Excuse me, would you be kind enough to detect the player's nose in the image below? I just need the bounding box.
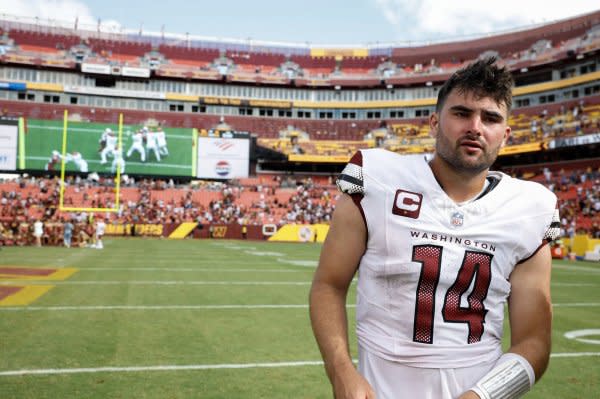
[465,114,483,136]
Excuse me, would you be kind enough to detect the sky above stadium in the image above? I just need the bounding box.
[0,0,599,46]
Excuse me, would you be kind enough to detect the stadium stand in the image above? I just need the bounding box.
[0,11,599,249]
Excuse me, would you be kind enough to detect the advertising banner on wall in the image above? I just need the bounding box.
[196,137,250,179]
[0,119,18,172]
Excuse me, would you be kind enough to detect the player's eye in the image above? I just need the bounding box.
[484,114,502,123]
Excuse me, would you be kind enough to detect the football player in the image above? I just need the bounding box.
[64,151,89,173]
[156,126,169,156]
[93,217,106,249]
[44,150,61,171]
[310,57,560,399]
[145,127,161,162]
[126,129,146,162]
[98,127,110,152]
[111,145,126,174]
[100,129,117,164]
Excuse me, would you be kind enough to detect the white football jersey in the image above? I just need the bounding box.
[96,221,106,236]
[105,135,118,150]
[156,130,167,147]
[146,132,157,148]
[337,149,560,368]
[132,132,144,144]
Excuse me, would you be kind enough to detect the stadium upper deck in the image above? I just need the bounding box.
[0,11,599,168]
[1,10,599,86]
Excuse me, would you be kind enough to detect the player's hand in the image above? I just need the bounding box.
[457,390,481,399]
[332,363,376,399]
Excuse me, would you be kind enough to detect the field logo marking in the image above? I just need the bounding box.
[0,267,78,306]
[564,329,600,345]
[0,285,55,306]
[0,267,78,281]
[211,242,316,267]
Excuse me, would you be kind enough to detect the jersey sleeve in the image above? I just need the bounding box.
[543,207,561,244]
[518,188,560,264]
[336,151,364,195]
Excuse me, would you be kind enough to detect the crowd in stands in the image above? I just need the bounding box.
[1,160,599,248]
[506,100,600,146]
[536,166,600,239]
[255,97,600,158]
[0,174,336,247]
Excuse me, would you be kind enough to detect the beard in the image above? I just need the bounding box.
[435,128,502,175]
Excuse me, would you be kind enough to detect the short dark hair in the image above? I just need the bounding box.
[435,57,514,114]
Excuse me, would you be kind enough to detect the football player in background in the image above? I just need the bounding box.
[32,219,43,247]
[100,128,117,164]
[98,127,111,152]
[310,58,560,399]
[93,217,106,249]
[145,126,161,162]
[111,145,126,175]
[63,218,74,248]
[156,125,169,157]
[127,128,146,162]
[64,151,89,173]
[45,150,61,171]
[49,150,88,173]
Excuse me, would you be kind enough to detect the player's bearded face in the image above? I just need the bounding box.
[435,125,502,174]
[433,91,509,175]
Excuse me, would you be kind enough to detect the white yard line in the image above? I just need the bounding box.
[27,124,191,140]
[81,268,307,272]
[0,280,312,286]
[552,303,600,307]
[1,302,597,312]
[551,283,598,287]
[0,361,325,376]
[553,264,600,273]
[276,258,318,267]
[550,352,600,358]
[0,304,315,311]
[1,353,599,377]
[28,156,190,170]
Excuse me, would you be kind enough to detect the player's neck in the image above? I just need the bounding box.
[428,156,489,204]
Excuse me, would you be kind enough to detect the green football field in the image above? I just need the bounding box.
[22,119,195,177]
[0,239,598,398]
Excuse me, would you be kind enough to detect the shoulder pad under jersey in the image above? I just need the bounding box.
[336,151,364,195]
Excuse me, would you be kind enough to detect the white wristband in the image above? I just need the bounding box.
[471,353,535,399]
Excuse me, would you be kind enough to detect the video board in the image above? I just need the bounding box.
[0,118,18,172]
[23,119,196,177]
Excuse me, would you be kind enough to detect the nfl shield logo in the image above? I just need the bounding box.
[450,211,464,228]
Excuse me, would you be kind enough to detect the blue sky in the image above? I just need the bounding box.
[0,0,598,46]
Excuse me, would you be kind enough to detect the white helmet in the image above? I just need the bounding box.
[105,128,112,134]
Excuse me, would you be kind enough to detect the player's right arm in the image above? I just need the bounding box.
[309,193,375,399]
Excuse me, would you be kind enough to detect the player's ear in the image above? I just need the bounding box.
[501,126,511,148]
[429,112,439,138]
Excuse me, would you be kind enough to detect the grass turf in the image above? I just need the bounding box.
[0,239,598,398]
